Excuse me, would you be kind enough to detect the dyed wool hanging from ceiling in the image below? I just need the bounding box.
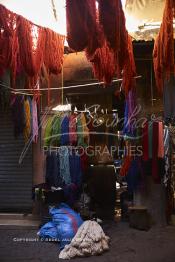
[153,0,175,92]
[66,0,136,95]
[0,4,65,99]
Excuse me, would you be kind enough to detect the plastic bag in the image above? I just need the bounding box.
[50,203,83,249]
[37,222,58,240]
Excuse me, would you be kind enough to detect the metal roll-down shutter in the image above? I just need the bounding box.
[0,112,33,212]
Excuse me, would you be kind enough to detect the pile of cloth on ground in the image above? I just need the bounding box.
[59,220,110,259]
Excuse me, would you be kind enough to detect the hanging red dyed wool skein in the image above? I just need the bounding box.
[66,0,100,53]
[117,1,129,73]
[0,5,17,77]
[44,29,65,75]
[98,0,134,91]
[122,34,136,95]
[33,27,46,75]
[153,0,175,92]
[17,16,46,78]
[43,29,65,106]
[98,0,119,51]
[86,40,116,85]
[16,16,36,77]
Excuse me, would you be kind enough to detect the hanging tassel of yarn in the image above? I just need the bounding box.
[10,30,19,89]
[17,16,46,78]
[153,0,175,92]
[0,5,17,76]
[99,0,128,61]
[98,0,119,51]
[162,0,174,79]
[122,35,136,95]
[44,29,65,75]
[117,2,129,72]
[96,0,134,89]
[153,35,164,92]
[34,27,46,75]
[86,40,116,85]
[43,29,65,106]
[66,0,101,53]
[16,16,35,77]
[0,5,14,35]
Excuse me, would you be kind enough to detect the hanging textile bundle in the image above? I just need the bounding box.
[34,27,46,75]
[23,97,32,143]
[153,36,164,92]
[0,5,14,35]
[122,35,136,95]
[17,16,36,77]
[117,4,129,73]
[99,0,128,69]
[86,40,116,85]
[0,5,18,78]
[153,0,175,92]
[44,29,65,75]
[17,16,46,78]
[99,0,122,52]
[43,29,65,105]
[66,0,101,53]
[0,4,65,95]
[86,0,136,91]
[10,30,19,89]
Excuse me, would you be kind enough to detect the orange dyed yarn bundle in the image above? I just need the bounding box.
[17,16,36,77]
[0,4,65,95]
[86,40,116,85]
[44,29,65,75]
[86,0,136,94]
[17,17,52,78]
[122,34,136,95]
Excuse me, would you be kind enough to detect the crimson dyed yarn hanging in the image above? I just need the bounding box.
[86,40,116,85]
[99,0,128,65]
[98,0,119,51]
[122,35,136,95]
[153,0,175,92]
[117,3,129,72]
[44,29,65,75]
[96,0,134,90]
[34,27,46,75]
[66,0,100,53]
[17,16,46,78]
[17,16,36,77]
[43,30,65,106]
[153,36,164,92]
[0,5,17,77]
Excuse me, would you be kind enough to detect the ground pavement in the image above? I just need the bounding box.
[0,221,175,262]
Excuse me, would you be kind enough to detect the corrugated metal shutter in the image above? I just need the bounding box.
[0,111,33,212]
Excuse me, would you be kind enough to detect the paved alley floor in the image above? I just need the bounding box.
[1,222,175,262]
